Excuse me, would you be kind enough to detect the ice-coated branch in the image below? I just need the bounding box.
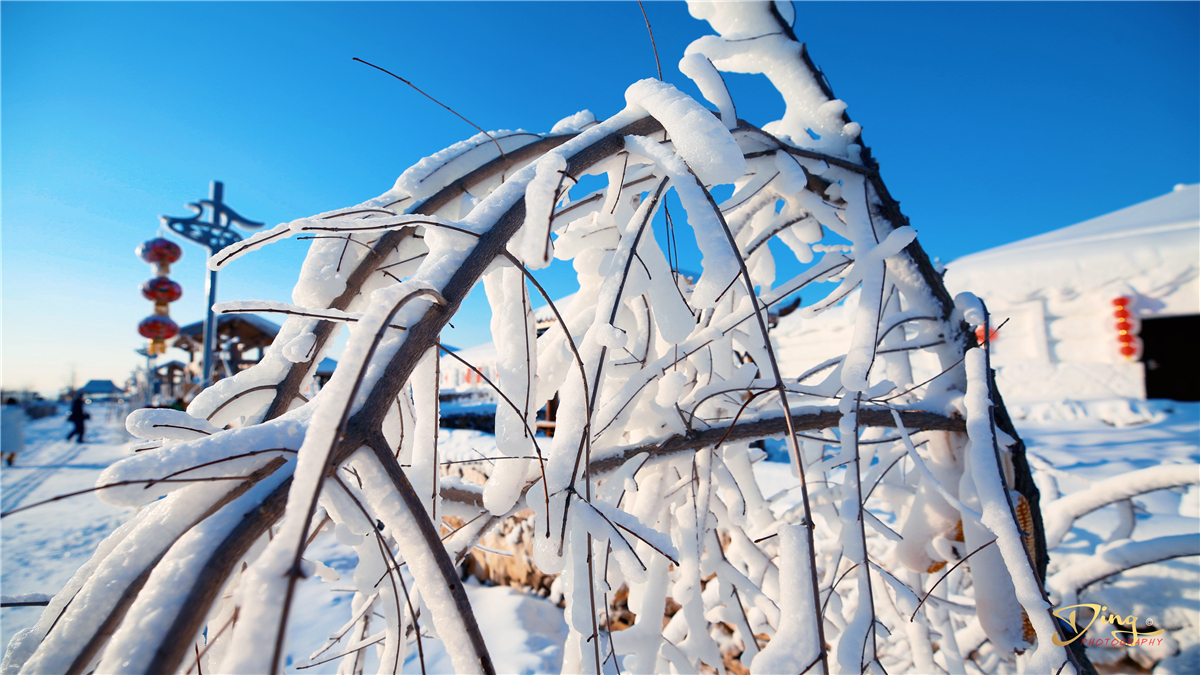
[1043,464,1200,548]
[6,6,1094,675]
[255,132,579,424]
[436,408,966,512]
[963,301,1076,673]
[1049,534,1200,607]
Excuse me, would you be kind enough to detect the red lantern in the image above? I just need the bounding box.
[974,325,999,345]
[141,277,183,303]
[138,315,179,340]
[136,238,183,354]
[136,238,182,265]
[1112,296,1140,360]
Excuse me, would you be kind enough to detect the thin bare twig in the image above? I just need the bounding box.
[1,476,265,518]
[909,539,997,622]
[183,608,238,674]
[636,1,663,81]
[353,57,505,159]
[296,633,386,671]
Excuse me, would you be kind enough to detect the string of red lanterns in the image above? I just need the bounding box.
[136,238,183,355]
[1113,295,1142,360]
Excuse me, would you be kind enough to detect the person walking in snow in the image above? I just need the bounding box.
[66,393,89,443]
[2,398,25,465]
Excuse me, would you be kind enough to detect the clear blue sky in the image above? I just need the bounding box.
[3,1,1197,395]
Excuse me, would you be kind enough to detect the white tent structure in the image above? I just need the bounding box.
[943,184,1199,402]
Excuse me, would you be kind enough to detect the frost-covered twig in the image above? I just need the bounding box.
[586,407,965,477]
[0,594,50,608]
[5,6,1084,675]
[1049,534,1200,607]
[1043,464,1200,548]
[353,57,507,159]
[0,474,273,518]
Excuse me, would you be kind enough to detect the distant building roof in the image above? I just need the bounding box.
[79,380,121,394]
[533,292,577,323]
[179,314,280,339]
[176,314,280,350]
[945,184,1199,312]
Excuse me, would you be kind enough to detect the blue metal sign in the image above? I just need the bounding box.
[159,181,263,389]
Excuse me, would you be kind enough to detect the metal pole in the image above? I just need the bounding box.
[162,179,261,392]
[201,181,224,388]
[202,266,219,387]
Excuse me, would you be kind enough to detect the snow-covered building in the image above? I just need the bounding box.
[170,315,338,395]
[943,184,1198,403]
[773,185,1199,403]
[441,341,501,396]
[154,361,191,401]
[175,314,281,376]
[77,379,123,401]
[945,182,1200,398]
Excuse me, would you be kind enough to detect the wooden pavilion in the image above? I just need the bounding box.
[168,315,339,397]
[174,315,280,381]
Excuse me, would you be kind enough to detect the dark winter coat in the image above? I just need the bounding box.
[67,398,88,422]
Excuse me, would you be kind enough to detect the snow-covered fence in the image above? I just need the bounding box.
[2,3,1104,675]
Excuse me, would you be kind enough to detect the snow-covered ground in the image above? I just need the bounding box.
[0,406,568,674]
[1,405,134,652]
[3,401,1197,672]
[1015,400,1199,674]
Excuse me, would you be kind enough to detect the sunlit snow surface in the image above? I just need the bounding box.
[0,408,568,674]
[1,406,132,652]
[3,402,1197,672]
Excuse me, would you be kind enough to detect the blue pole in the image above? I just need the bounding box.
[161,179,261,391]
[201,181,223,388]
